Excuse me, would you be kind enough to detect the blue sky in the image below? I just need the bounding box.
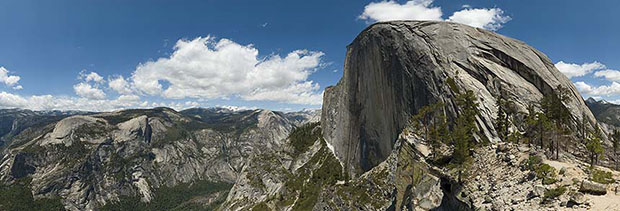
[0,0,619,111]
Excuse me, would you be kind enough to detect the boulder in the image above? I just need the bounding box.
[568,192,586,205]
[580,180,607,195]
[533,185,546,197]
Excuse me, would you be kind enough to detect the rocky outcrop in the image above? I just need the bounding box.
[586,97,620,130]
[580,180,607,195]
[284,109,321,126]
[315,137,443,211]
[0,109,80,152]
[322,21,599,176]
[221,124,445,211]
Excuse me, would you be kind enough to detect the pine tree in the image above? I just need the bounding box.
[410,102,443,141]
[450,82,480,165]
[553,85,571,160]
[429,111,448,159]
[539,85,571,160]
[446,75,480,183]
[410,102,446,160]
[612,130,620,170]
[530,110,551,149]
[581,112,588,144]
[586,126,605,166]
[495,94,510,140]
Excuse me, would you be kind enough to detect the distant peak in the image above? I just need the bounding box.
[585,97,598,104]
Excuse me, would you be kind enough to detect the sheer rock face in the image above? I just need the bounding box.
[322,21,598,176]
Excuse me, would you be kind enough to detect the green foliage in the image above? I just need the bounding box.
[247,170,267,189]
[525,104,552,149]
[451,86,480,165]
[586,127,605,166]
[100,180,232,211]
[526,155,558,185]
[428,112,448,159]
[180,109,261,134]
[612,130,620,152]
[408,102,447,159]
[0,178,65,211]
[541,85,572,127]
[446,77,460,94]
[559,168,566,175]
[524,85,573,160]
[613,130,620,169]
[281,123,344,210]
[539,164,559,185]
[430,76,482,183]
[251,202,271,211]
[543,186,567,202]
[506,130,522,144]
[288,122,322,153]
[290,143,344,211]
[74,123,108,139]
[591,169,615,184]
[152,124,191,148]
[495,93,515,140]
[543,85,572,159]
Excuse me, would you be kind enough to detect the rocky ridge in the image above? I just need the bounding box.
[585,97,620,132]
[0,107,318,210]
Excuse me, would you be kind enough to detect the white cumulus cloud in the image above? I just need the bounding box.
[130,36,324,105]
[80,70,105,83]
[359,0,442,22]
[594,69,620,82]
[555,61,605,78]
[2,36,328,111]
[0,66,22,88]
[0,91,148,112]
[573,81,620,96]
[108,76,133,94]
[73,82,106,100]
[447,8,511,31]
[359,1,510,31]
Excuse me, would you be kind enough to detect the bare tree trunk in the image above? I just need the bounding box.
[539,123,543,149]
[556,133,559,160]
[615,151,618,170]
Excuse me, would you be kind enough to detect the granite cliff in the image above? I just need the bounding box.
[322,21,599,176]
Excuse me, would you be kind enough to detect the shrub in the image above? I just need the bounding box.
[543,186,567,202]
[592,169,615,184]
[251,202,270,211]
[527,155,558,185]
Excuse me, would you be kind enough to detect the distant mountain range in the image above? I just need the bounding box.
[0,107,318,210]
[585,97,620,130]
